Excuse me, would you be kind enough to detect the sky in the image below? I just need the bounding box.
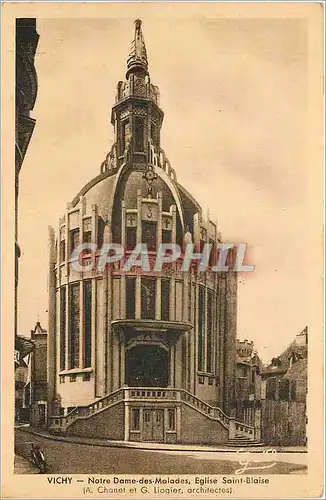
[18,16,311,363]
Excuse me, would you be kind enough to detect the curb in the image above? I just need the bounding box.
[16,427,308,454]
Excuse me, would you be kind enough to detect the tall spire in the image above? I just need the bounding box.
[126,19,148,78]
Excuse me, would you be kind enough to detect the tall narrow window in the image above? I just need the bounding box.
[83,218,92,245]
[206,291,214,373]
[200,228,207,254]
[126,227,137,250]
[121,120,130,155]
[69,283,80,369]
[188,281,192,322]
[60,240,66,263]
[135,117,144,152]
[83,280,92,368]
[198,286,205,371]
[126,277,136,319]
[97,217,105,248]
[142,221,157,251]
[167,409,175,430]
[70,229,80,255]
[182,336,187,388]
[60,287,66,371]
[161,279,170,321]
[151,123,156,143]
[131,408,140,430]
[209,238,216,267]
[162,229,172,244]
[59,227,66,263]
[141,278,156,320]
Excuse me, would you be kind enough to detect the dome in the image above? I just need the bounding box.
[69,162,202,248]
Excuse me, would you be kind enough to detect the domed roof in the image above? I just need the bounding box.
[70,163,202,241]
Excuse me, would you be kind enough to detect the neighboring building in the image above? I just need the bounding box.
[46,20,255,445]
[15,18,39,368]
[261,328,308,445]
[235,339,262,439]
[24,322,48,428]
[15,359,29,422]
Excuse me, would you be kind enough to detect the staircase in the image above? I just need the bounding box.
[228,434,263,447]
[48,387,258,444]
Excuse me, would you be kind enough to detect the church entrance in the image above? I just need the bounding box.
[125,345,169,387]
[142,409,164,442]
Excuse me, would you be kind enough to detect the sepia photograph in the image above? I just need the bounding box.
[1,2,324,498]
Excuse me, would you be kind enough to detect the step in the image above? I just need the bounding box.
[227,441,264,447]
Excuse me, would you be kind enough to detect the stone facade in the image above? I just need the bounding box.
[15,18,39,367]
[46,20,247,445]
[25,322,48,428]
[260,329,308,445]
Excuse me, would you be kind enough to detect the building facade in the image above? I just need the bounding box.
[235,339,262,442]
[47,20,255,445]
[23,322,48,428]
[15,18,39,368]
[260,329,308,446]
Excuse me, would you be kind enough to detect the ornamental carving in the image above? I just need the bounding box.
[133,78,146,97]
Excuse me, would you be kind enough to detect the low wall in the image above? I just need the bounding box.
[180,404,229,444]
[261,400,307,445]
[67,402,125,440]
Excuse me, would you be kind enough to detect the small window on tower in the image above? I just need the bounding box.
[151,123,156,144]
[135,117,144,152]
[121,120,130,155]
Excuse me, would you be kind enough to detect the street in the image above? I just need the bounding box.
[15,429,307,475]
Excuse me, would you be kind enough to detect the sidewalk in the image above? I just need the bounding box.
[16,426,308,454]
[14,454,39,474]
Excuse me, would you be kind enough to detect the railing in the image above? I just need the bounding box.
[49,388,125,431]
[49,386,255,439]
[235,420,255,437]
[128,388,179,400]
[116,78,160,106]
[179,389,231,428]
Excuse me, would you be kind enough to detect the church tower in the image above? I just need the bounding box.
[112,19,163,171]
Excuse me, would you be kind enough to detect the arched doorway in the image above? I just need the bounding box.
[125,345,169,387]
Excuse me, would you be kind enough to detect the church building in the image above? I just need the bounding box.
[47,20,255,445]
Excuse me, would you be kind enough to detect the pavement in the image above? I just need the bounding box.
[15,427,308,475]
[14,454,39,474]
[17,425,308,454]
